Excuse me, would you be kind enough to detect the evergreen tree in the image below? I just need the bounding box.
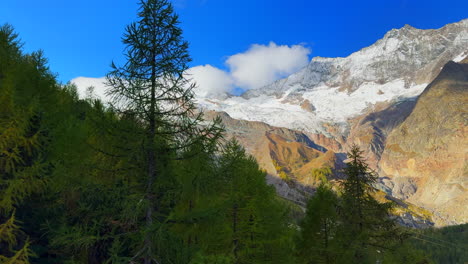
[0,24,50,263]
[407,224,467,264]
[170,142,219,244]
[169,139,296,263]
[1,24,141,263]
[297,183,339,264]
[0,211,35,263]
[105,0,222,262]
[214,139,294,264]
[336,145,403,263]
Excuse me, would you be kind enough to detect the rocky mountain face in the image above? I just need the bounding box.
[379,57,468,225]
[200,19,468,134]
[245,20,468,96]
[203,110,341,205]
[202,19,468,226]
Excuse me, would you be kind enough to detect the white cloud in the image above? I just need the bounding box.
[71,42,310,99]
[226,42,310,90]
[186,42,310,96]
[71,76,108,100]
[186,65,233,97]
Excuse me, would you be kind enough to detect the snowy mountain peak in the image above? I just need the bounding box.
[199,19,468,133]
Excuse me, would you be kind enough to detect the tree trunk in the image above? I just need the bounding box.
[324,219,329,264]
[144,52,157,264]
[232,204,239,263]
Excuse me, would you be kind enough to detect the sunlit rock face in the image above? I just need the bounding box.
[379,57,468,226]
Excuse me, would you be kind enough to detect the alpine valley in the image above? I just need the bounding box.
[73,19,468,227]
[197,19,468,226]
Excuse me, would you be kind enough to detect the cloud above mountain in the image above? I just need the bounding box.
[191,42,310,96]
[71,42,310,99]
[226,42,310,90]
[187,64,234,97]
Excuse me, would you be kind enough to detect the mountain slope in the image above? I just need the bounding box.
[379,57,468,225]
[204,110,342,204]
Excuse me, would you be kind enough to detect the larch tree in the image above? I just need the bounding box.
[311,167,332,185]
[297,183,339,264]
[105,0,222,263]
[337,145,403,263]
[0,24,50,264]
[214,139,295,264]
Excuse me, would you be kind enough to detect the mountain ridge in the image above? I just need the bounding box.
[199,19,468,134]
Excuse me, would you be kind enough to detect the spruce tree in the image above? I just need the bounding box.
[105,0,222,262]
[337,145,402,263]
[172,139,295,263]
[215,139,294,264]
[297,183,339,264]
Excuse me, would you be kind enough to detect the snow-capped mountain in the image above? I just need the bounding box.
[198,19,468,134]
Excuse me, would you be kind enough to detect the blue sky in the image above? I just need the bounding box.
[1,0,467,93]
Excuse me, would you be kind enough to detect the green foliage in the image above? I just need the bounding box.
[0,210,35,263]
[0,24,53,263]
[105,0,223,262]
[0,27,47,214]
[215,140,295,264]
[0,13,214,263]
[381,241,433,264]
[297,145,427,264]
[336,145,404,263]
[0,238,35,264]
[171,139,295,263]
[297,183,339,264]
[189,253,234,264]
[409,224,468,264]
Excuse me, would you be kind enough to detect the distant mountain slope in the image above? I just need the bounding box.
[203,110,340,205]
[379,56,468,225]
[204,109,437,228]
[211,56,468,226]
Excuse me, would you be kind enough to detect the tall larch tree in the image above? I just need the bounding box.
[105,0,222,263]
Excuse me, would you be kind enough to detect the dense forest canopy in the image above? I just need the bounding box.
[0,1,466,263]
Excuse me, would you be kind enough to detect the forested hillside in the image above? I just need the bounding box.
[410,224,468,263]
[0,17,294,262]
[0,0,466,263]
